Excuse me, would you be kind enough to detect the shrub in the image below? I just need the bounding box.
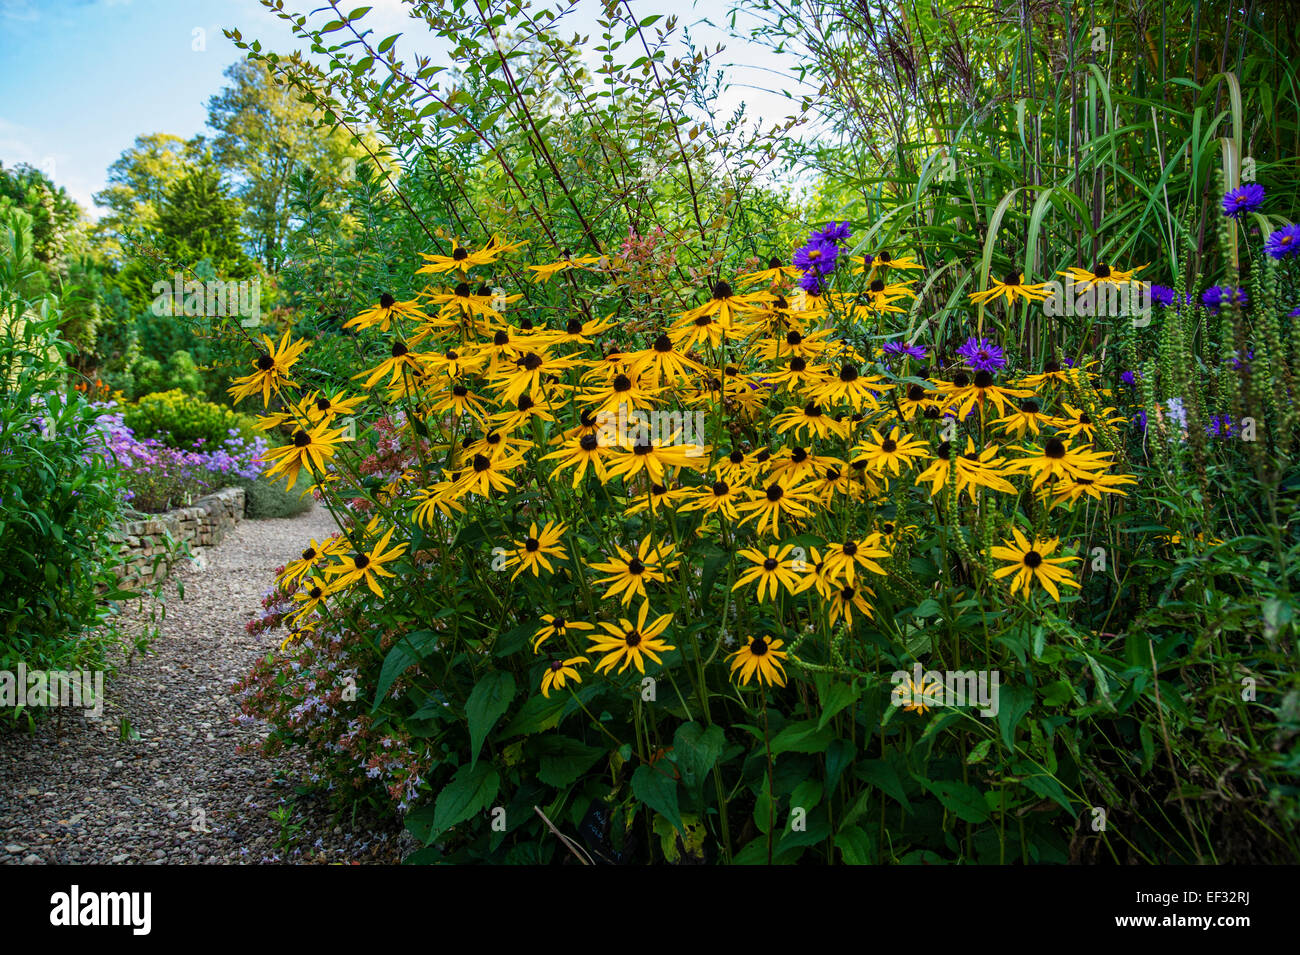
[0,291,135,697]
[122,388,255,451]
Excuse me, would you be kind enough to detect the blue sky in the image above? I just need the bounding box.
[0,0,803,217]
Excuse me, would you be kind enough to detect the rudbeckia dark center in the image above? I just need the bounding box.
[870,279,885,292]
[774,295,789,309]
[826,467,841,480]
[380,292,396,308]
[302,547,316,560]
[841,586,856,599]
[653,334,672,352]
[936,441,951,460]
[565,318,582,334]
[486,431,501,445]
[256,354,274,371]
[652,483,667,495]
[729,450,745,463]
[520,318,534,330]
[755,450,771,463]
[804,402,822,417]
[881,438,897,453]
[1045,439,1066,459]
[973,370,993,388]
[712,281,733,300]
[493,330,509,346]
[1046,360,1061,373]
[751,637,769,655]
[633,442,653,456]
[839,364,859,382]
[878,251,892,263]
[525,537,540,552]
[316,397,331,411]
[473,454,490,471]
[523,352,543,371]
[452,247,468,261]
[765,483,784,501]
[354,554,370,570]
[454,282,471,297]
[694,314,714,327]
[1003,272,1021,286]
[843,541,858,556]
[1093,263,1110,278]
[549,659,564,672]
[907,384,926,401]
[624,630,642,648]
[768,256,782,269]
[613,374,632,392]
[953,372,970,387]
[391,341,408,357]
[790,356,807,372]
[786,330,802,345]
[882,522,895,533]
[712,481,730,496]
[1021,400,1039,413]
[293,430,310,447]
[1023,550,1043,568]
[517,395,534,411]
[792,447,808,462]
[453,384,468,397]
[580,434,599,452]
[763,558,778,570]
[309,587,322,599]
[1078,413,1091,424]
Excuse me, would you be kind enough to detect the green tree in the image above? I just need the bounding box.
[92,133,201,264]
[207,59,370,271]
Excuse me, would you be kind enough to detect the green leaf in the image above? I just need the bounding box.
[997,682,1034,749]
[817,681,860,730]
[631,764,682,832]
[371,629,438,712]
[769,718,834,755]
[835,825,875,864]
[377,33,401,53]
[671,721,724,788]
[466,671,515,768]
[534,736,605,789]
[922,779,990,823]
[966,738,994,764]
[856,755,913,811]
[430,762,499,838]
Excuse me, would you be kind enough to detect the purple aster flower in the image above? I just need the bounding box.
[882,341,927,362]
[1206,414,1236,438]
[1230,348,1254,371]
[1266,223,1300,259]
[955,336,1006,371]
[1222,183,1265,218]
[797,271,826,295]
[809,221,852,245]
[793,239,839,275]
[1149,284,1176,308]
[1120,369,1139,387]
[1201,285,1248,313]
[1291,306,1300,319]
[1133,410,1147,433]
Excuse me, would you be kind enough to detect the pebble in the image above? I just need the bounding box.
[0,506,404,865]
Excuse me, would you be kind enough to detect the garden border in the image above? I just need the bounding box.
[109,487,245,585]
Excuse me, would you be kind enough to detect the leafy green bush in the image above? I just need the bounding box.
[0,246,137,703]
[122,388,256,450]
[232,468,314,519]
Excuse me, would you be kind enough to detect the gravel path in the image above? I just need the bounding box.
[0,504,406,865]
